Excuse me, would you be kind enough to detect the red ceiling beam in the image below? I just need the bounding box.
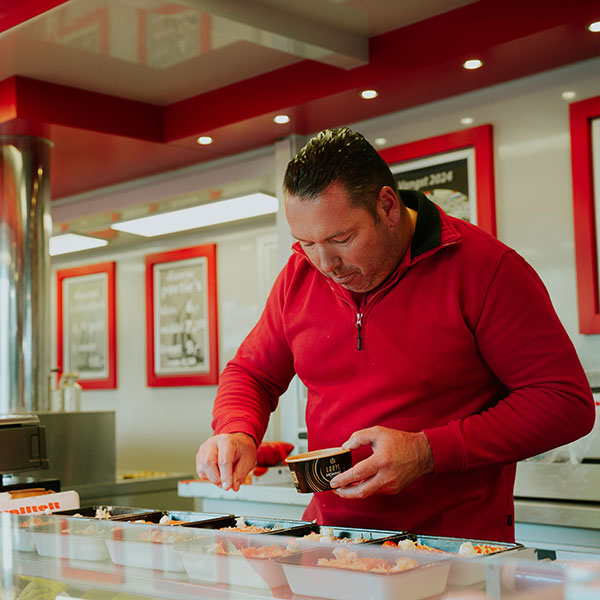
[1,76,164,141]
[0,0,72,34]
[164,0,600,142]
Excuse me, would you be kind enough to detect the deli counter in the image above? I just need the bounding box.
[2,508,599,600]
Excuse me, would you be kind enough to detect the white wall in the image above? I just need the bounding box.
[51,56,600,475]
[52,221,278,474]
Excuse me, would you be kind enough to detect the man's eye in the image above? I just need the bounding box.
[334,237,350,245]
[300,241,314,248]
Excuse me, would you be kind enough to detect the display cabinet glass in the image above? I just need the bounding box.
[2,511,599,600]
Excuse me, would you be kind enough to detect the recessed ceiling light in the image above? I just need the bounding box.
[110,193,278,237]
[374,138,387,146]
[49,233,108,256]
[461,117,474,125]
[562,91,577,100]
[273,115,290,124]
[360,89,378,100]
[196,136,213,145]
[588,21,600,32]
[463,59,483,70]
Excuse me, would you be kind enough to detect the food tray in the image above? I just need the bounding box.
[177,531,297,590]
[278,544,451,600]
[271,524,403,545]
[30,521,109,561]
[102,520,202,572]
[192,514,311,534]
[100,513,232,572]
[390,534,536,586]
[52,506,155,520]
[104,535,187,572]
[111,510,233,527]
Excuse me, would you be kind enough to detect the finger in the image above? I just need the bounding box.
[196,443,221,486]
[330,456,378,489]
[341,427,378,450]
[217,438,237,490]
[232,450,256,491]
[333,475,380,499]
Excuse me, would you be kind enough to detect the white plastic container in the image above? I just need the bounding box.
[102,521,198,572]
[384,535,537,586]
[177,533,292,590]
[31,524,109,561]
[105,537,187,572]
[278,545,451,600]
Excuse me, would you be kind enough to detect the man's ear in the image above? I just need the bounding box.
[377,186,402,226]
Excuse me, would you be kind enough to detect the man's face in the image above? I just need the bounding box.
[285,182,404,293]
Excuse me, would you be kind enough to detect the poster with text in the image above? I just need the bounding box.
[56,262,117,389]
[145,244,218,386]
[391,148,477,224]
[379,125,496,236]
[154,257,209,374]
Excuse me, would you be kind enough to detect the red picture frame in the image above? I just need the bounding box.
[379,124,497,236]
[145,244,219,386]
[56,261,117,389]
[570,95,600,334]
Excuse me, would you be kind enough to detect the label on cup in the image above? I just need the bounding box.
[286,448,351,493]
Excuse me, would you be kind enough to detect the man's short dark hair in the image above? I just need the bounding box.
[283,127,399,220]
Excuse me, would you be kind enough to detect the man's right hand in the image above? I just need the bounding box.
[196,433,257,492]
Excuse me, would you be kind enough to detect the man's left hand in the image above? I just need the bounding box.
[329,427,434,498]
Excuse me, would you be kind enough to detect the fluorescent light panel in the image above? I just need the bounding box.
[49,233,108,256]
[110,193,278,237]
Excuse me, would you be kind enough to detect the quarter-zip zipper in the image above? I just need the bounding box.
[355,311,363,351]
[324,290,366,351]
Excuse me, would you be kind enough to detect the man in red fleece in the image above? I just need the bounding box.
[196,128,595,541]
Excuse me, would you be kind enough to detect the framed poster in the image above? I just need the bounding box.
[378,124,496,236]
[56,262,117,389]
[570,95,600,334]
[145,244,218,386]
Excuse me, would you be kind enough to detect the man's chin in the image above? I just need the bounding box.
[339,279,367,293]
[327,272,369,292]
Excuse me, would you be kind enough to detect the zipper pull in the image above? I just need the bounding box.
[355,312,363,351]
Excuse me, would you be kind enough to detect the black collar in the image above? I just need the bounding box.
[399,190,441,259]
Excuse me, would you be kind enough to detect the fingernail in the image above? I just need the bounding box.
[222,480,230,490]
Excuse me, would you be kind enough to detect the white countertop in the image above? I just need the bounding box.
[178,479,312,507]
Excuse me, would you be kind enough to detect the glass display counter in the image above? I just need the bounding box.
[1,511,599,600]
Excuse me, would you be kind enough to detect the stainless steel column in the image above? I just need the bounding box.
[0,135,52,414]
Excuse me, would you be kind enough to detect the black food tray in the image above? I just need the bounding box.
[52,506,156,520]
[190,514,312,533]
[111,510,234,527]
[271,524,404,544]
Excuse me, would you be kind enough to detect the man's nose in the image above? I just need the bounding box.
[317,246,341,273]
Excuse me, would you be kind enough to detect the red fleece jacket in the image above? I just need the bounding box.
[212,192,595,542]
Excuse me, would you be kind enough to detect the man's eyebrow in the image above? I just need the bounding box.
[292,230,349,242]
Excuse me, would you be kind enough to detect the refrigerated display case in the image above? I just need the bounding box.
[1,510,598,600]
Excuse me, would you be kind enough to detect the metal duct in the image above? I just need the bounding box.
[0,136,52,414]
